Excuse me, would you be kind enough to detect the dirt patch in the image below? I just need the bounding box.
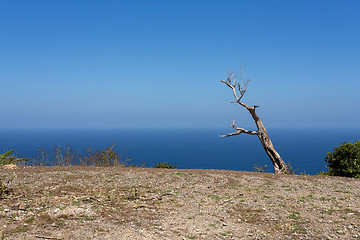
[0,166,359,239]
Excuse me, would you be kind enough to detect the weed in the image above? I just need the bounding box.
[328,209,335,215]
[208,195,221,200]
[127,185,140,200]
[57,220,65,226]
[285,162,297,174]
[175,172,185,176]
[253,164,267,173]
[319,197,334,201]
[293,226,307,232]
[72,200,81,206]
[24,216,35,224]
[335,190,352,194]
[27,144,135,167]
[288,211,300,220]
[12,225,30,233]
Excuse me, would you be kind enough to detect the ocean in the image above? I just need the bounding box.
[0,128,359,175]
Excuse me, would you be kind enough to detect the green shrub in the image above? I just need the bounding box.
[154,162,177,169]
[325,141,360,178]
[0,150,29,165]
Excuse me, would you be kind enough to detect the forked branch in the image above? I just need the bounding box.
[220,72,251,109]
[220,69,288,174]
[219,121,258,137]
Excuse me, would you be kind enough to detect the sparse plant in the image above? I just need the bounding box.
[29,144,135,167]
[253,164,267,173]
[127,185,140,200]
[155,162,177,169]
[52,145,77,166]
[285,162,297,174]
[81,145,133,167]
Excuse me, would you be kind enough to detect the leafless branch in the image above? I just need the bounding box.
[219,67,288,173]
[220,72,251,109]
[219,121,258,137]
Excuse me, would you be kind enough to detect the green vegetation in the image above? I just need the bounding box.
[324,141,360,178]
[0,150,29,165]
[154,162,177,169]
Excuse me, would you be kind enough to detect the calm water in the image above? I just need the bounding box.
[0,128,359,175]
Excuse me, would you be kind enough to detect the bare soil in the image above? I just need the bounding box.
[0,166,359,239]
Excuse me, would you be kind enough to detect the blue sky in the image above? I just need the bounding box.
[1,0,359,129]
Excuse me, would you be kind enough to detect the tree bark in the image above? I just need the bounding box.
[220,72,288,174]
[247,106,288,173]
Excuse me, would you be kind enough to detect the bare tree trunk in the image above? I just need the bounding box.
[220,72,288,174]
[248,106,287,173]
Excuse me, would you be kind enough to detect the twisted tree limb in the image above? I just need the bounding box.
[219,121,258,137]
[220,71,288,174]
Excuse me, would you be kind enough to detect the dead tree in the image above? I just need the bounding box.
[220,72,288,174]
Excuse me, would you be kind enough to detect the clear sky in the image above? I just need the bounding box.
[1,0,359,129]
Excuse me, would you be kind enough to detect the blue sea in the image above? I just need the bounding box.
[0,128,359,175]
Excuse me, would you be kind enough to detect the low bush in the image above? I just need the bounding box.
[325,141,360,178]
[155,162,177,169]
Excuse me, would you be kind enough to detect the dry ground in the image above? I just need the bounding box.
[0,166,359,239]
